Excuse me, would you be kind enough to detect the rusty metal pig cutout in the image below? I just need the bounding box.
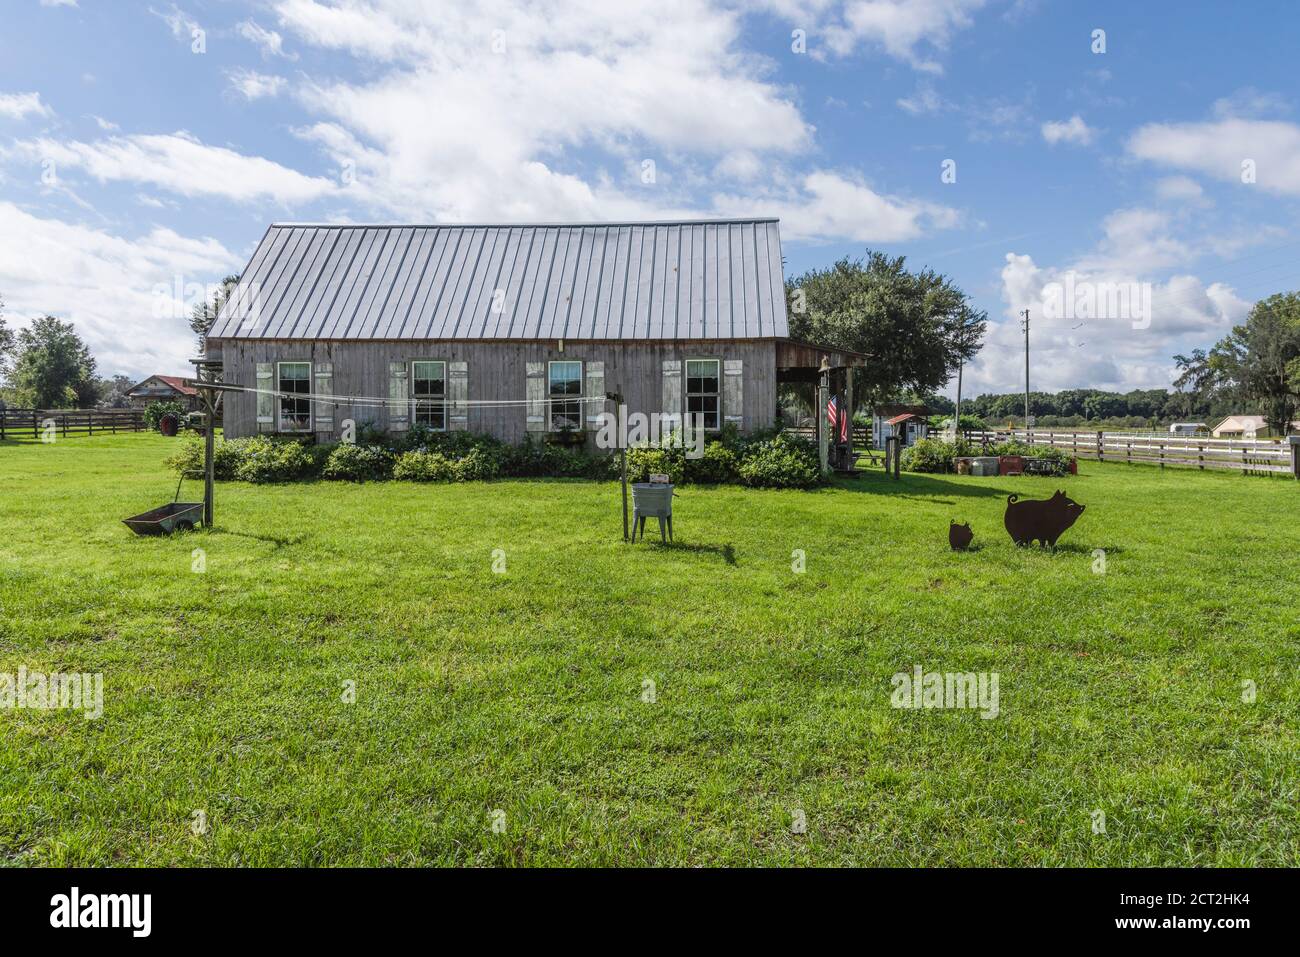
[1004,491,1085,547]
[949,521,974,551]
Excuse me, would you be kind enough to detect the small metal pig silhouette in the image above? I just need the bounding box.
[949,521,974,551]
[1004,490,1085,547]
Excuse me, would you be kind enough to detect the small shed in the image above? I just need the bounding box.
[873,404,930,449]
[125,375,201,411]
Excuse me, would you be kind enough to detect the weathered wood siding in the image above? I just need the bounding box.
[209,338,777,445]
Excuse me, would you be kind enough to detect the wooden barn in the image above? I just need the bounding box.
[204,219,865,449]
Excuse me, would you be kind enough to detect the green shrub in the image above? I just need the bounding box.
[501,438,610,479]
[392,450,456,482]
[684,441,739,484]
[452,447,501,482]
[737,433,822,489]
[234,436,317,483]
[322,443,394,482]
[626,446,685,484]
[165,434,244,480]
[901,437,956,473]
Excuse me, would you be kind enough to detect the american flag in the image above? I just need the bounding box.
[827,394,849,442]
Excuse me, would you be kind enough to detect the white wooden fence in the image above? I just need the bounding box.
[962,429,1298,477]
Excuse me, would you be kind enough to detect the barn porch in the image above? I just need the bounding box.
[776,338,870,472]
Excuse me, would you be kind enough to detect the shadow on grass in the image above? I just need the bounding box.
[215,528,310,549]
[831,468,1019,502]
[637,540,738,565]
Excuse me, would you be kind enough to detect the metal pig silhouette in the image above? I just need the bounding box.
[1004,491,1085,547]
[949,521,974,551]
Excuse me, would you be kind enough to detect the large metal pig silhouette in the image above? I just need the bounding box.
[1004,491,1085,547]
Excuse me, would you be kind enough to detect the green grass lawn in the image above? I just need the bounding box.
[1,432,1297,866]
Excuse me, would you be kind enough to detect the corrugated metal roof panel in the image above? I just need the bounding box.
[209,219,788,341]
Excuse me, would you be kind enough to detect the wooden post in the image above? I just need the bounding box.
[1096,430,1103,461]
[816,369,829,474]
[202,388,215,527]
[1290,436,1299,480]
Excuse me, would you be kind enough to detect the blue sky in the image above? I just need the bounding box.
[3,0,1299,395]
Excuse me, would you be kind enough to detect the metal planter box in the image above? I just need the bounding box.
[970,457,1000,477]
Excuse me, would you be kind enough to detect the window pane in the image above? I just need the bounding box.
[278,363,311,431]
[687,394,719,430]
[412,361,446,430]
[548,361,582,430]
[687,359,719,394]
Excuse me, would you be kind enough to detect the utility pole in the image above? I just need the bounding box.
[1021,308,1031,430]
[953,355,963,440]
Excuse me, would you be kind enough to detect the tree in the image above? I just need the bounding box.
[189,275,240,353]
[1208,292,1300,434]
[95,374,137,409]
[0,294,16,384]
[786,252,986,406]
[9,316,98,409]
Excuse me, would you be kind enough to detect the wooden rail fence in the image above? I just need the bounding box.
[0,407,146,440]
[962,429,1298,477]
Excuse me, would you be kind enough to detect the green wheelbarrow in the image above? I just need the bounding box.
[123,471,205,535]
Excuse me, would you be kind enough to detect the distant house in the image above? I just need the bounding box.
[125,375,200,411]
[1212,414,1300,439]
[872,404,930,449]
[204,219,865,447]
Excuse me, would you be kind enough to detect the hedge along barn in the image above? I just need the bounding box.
[205,219,866,448]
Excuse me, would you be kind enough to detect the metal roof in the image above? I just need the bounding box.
[208,219,788,341]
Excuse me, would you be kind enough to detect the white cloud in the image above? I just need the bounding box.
[237,19,298,60]
[1211,87,1291,120]
[0,202,242,378]
[91,115,119,131]
[40,0,79,7]
[1041,114,1095,146]
[1154,175,1204,202]
[897,85,945,115]
[228,69,288,100]
[274,1,835,222]
[713,170,960,243]
[0,92,53,120]
[967,208,1253,394]
[1128,117,1300,195]
[763,0,987,71]
[8,132,335,203]
[151,4,202,41]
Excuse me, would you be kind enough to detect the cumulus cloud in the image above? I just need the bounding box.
[0,202,243,378]
[713,170,959,243]
[0,92,53,120]
[1041,114,1095,146]
[7,132,335,203]
[1128,117,1300,195]
[964,208,1253,394]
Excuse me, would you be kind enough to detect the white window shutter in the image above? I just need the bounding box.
[389,361,409,432]
[314,362,334,435]
[585,361,605,429]
[661,359,682,434]
[724,358,744,429]
[256,363,274,433]
[448,361,468,431]
[526,361,546,431]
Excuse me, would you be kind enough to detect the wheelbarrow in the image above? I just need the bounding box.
[122,471,205,535]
